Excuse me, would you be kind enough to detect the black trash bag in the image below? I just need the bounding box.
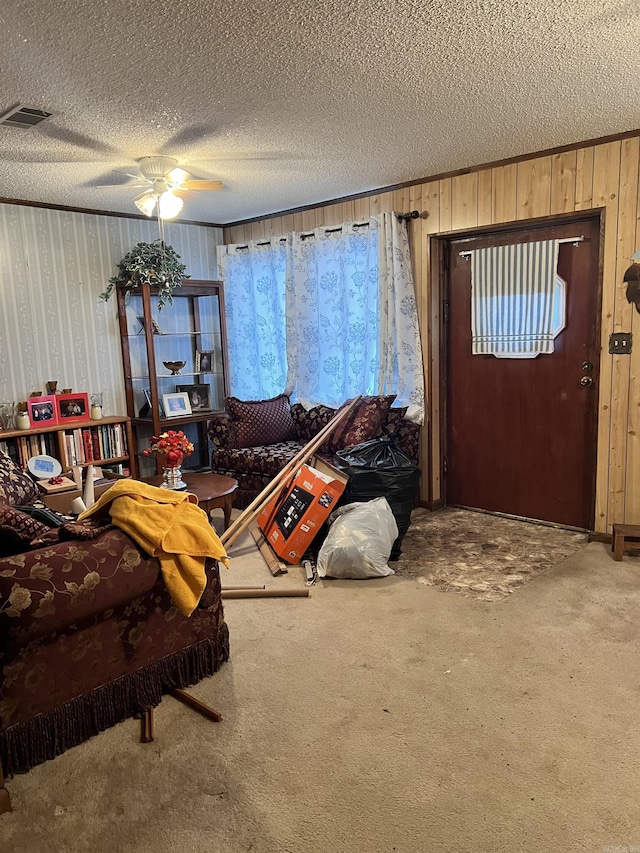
[333,438,421,560]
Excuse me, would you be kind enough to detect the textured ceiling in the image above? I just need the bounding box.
[0,0,638,225]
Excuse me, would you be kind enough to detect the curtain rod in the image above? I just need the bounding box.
[459,235,584,258]
[398,210,421,223]
[233,212,422,251]
[300,221,371,240]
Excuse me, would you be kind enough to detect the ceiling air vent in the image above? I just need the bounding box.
[0,105,53,128]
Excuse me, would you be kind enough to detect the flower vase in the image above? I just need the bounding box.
[161,462,187,490]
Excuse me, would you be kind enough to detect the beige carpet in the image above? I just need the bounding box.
[3,509,640,853]
[397,507,589,601]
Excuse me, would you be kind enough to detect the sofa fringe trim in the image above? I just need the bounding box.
[0,624,230,777]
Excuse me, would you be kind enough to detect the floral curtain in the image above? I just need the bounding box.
[284,224,379,409]
[216,241,288,400]
[376,213,425,422]
[217,215,425,424]
[285,215,424,422]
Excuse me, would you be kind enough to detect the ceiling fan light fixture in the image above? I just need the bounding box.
[138,156,179,181]
[134,192,157,217]
[158,190,183,220]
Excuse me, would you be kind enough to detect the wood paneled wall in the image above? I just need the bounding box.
[224,135,640,533]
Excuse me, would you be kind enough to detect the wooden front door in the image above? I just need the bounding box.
[445,216,602,529]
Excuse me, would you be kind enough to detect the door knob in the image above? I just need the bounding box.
[581,361,594,372]
[580,376,594,387]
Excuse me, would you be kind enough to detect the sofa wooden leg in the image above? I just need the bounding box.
[170,688,223,722]
[0,762,12,815]
[141,708,155,743]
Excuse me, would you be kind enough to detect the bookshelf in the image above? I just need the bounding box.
[0,415,133,476]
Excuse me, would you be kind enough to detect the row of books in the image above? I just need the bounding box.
[64,424,129,466]
[0,433,56,468]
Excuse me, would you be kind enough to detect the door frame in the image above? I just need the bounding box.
[428,209,605,525]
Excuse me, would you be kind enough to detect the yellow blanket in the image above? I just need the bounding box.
[79,480,228,617]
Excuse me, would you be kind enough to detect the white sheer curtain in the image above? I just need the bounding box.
[218,215,425,424]
[285,214,424,422]
[284,223,379,408]
[376,213,425,423]
[216,241,288,400]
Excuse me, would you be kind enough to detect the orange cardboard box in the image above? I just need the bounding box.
[257,457,349,564]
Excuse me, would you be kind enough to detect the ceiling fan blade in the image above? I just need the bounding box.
[158,124,219,153]
[38,125,118,154]
[82,168,146,189]
[114,170,147,181]
[180,180,223,190]
[166,167,191,184]
[93,183,148,188]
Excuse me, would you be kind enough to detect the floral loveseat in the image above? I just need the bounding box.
[208,394,420,509]
[0,452,229,813]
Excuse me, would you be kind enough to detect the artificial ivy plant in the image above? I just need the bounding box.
[100,239,190,309]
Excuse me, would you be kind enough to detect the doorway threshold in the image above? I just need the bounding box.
[446,504,589,534]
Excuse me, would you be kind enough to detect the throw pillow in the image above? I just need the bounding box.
[325,395,397,452]
[0,503,50,557]
[290,403,336,443]
[380,406,409,440]
[0,451,38,506]
[225,394,297,449]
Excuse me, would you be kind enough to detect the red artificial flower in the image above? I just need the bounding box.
[143,430,194,462]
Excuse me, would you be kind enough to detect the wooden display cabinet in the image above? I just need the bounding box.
[116,280,229,478]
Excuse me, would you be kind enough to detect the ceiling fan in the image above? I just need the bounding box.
[116,156,223,220]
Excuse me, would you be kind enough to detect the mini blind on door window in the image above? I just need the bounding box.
[470,240,561,357]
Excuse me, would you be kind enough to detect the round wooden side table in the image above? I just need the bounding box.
[143,471,238,531]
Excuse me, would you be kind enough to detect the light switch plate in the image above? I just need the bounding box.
[609,332,632,354]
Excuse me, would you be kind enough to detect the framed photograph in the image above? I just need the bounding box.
[139,389,164,418]
[136,315,162,335]
[27,395,58,426]
[56,392,90,423]
[195,350,215,373]
[176,384,212,412]
[162,392,192,418]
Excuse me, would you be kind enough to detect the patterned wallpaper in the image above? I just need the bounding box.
[0,203,222,418]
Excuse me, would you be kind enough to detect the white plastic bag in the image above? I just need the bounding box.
[317,497,398,579]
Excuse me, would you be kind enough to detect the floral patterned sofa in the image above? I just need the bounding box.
[0,452,229,813]
[208,394,420,510]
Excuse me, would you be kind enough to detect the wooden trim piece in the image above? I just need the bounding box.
[250,527,288,576]
[221,588,309,599]
[588,531,612,544]
[223,129,640,229]
[433,206,605,241]
[0,197,223,228]
[418,499,442,511]
[429,237,445,505]
[592,141,622,531]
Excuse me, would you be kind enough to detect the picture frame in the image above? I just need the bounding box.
[138,390,150,418]
[136,315,162,335]
[195,350,215,373]
[176,384,212,412]
[56,392,90,423]
[27,395,58,426]
[162,392,192,418]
